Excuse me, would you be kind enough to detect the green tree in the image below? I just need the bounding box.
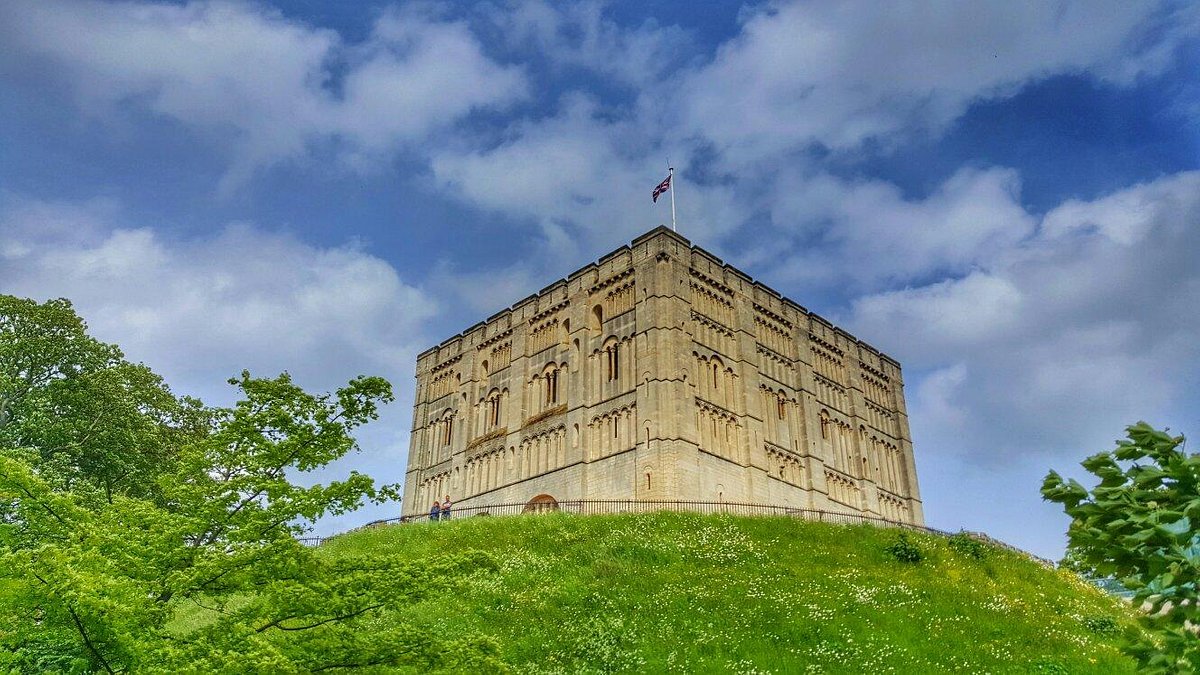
[1043,422,1199,672]
[0,297,498,672]
[0,296,205,502]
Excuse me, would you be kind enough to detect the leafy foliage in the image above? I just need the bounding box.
[0,296,496,672]
[948,532,985,560]
[885,532,924,563]
[1043,421,1200,672]
[0,296,205,502]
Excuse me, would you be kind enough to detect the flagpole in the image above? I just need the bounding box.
[668,164,677,232]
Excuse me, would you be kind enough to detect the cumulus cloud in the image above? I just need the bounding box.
[761,167,1036,289]
[480,0,694,88]
[0,195,435,398]
[0,0,527,191]
[429,93,742,252]
[431,0,1188,271]
[678,0,1195,164]
[850,171,1200,459]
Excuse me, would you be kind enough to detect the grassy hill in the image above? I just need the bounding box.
[311,512,1138,673]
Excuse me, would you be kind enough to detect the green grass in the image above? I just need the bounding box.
[311,512,1138,673]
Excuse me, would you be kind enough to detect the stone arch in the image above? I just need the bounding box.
[601,336,621,382]
[590,304,604,330]
[481,387,503,429]
[523,493,559,514]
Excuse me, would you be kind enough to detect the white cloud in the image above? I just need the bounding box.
[0,196,435,397]
[678,0,1195,164]
[765,167,1036,288]
[1042,170,1199,245]
[481,0,693,88]
[0,0,527,191]
[852,273,1023,348]
[429,93,742,252]
[431,0,1187,277]
[849,171,1200,462]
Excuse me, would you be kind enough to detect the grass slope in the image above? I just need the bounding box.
[319,513,1137,673]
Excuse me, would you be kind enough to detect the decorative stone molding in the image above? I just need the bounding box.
[524,403,567,429]
[466,427,508,451]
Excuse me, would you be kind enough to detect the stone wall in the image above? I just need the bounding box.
[401,227,924,525]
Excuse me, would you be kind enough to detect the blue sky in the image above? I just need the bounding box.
[2,0,1198,559]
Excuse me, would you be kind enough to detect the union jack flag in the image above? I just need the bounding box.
[652,174,671,203]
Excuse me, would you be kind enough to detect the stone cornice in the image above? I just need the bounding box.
[524,404,567,429]
[476,329,514,351]
[466,427,507,451]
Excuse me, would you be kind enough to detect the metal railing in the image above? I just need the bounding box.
[381,499,939,529]
[298,499,1054,567]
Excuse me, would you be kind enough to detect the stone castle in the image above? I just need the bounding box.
[401,227,923,525]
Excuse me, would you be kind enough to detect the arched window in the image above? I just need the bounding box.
[603,338,620,382]
[591,304,604,330]
[483,389,503,429]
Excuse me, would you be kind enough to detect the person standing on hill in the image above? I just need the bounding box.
[441,495,452,521]
[429,500,441,522]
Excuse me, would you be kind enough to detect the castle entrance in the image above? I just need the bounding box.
[523,494,559,514]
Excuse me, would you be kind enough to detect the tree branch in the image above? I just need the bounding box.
[67,605,117,675]
[30,571,116,675]
[311,656,396,672]
[257,603,384,633]
[4,475,69,527]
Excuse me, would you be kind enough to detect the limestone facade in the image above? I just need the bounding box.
[401,227,924,525]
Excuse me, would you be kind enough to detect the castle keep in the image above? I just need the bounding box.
[401,227,923,525]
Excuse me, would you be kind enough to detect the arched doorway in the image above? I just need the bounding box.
[523,493,559,514]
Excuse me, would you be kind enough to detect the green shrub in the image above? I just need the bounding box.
[948,532,985,560]
[1031,659,1069,674]
[1084,616,1119,636]
[886,532,924,563]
